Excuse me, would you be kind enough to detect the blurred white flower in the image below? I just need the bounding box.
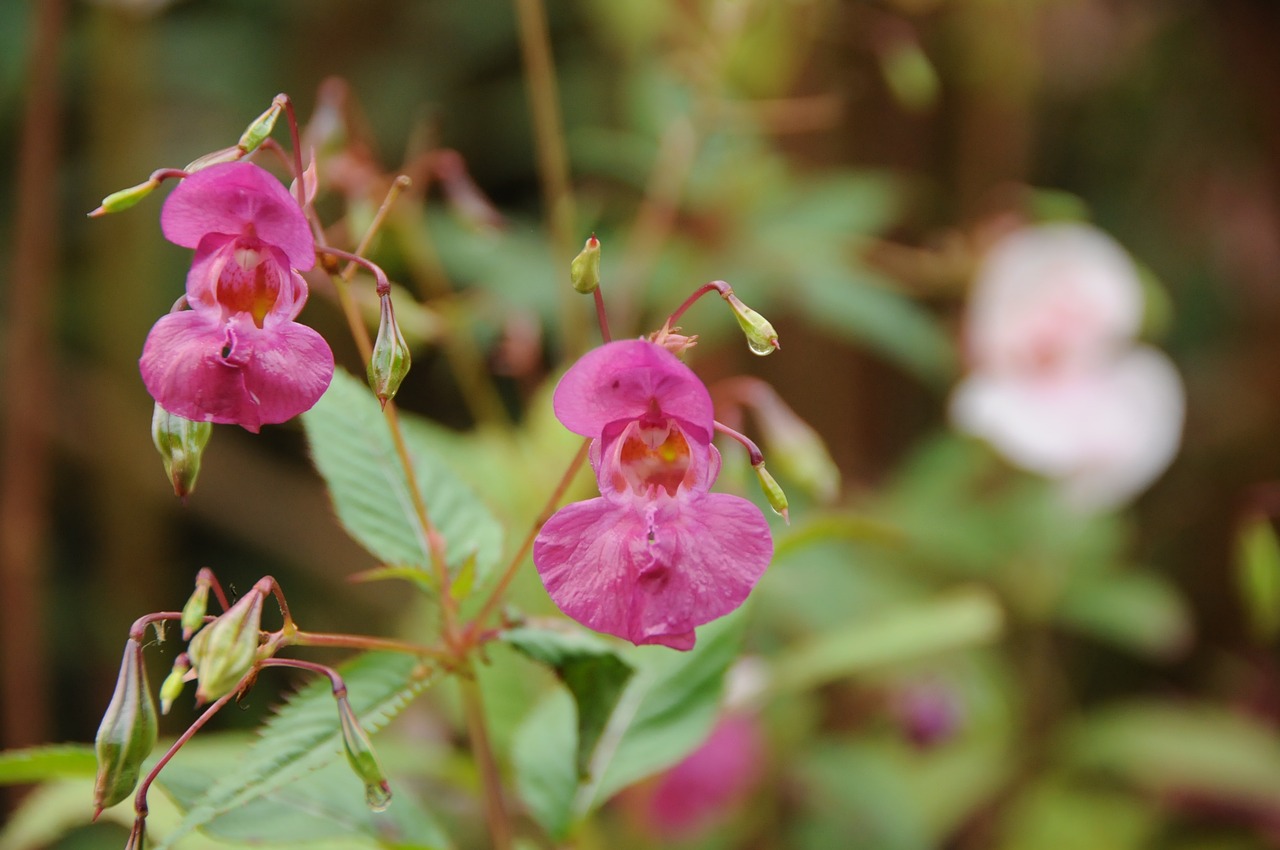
[951,224,1184,511]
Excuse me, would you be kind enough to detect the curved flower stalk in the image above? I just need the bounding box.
[139,161,335,432]
[533,339,774,650]
[950,223,1184,510]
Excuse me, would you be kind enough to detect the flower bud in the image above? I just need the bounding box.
[570,235,601,294]
[237,98,284,155]
[159,654,191,715]
[753,463,789,524]
[187,585,265,704]
[180,572,212,640]
[337,696,392,812]
[94,640,158,816]
[152,403,212,500]
[89,179,159,217]
[367,294,412,407]
[723,292,779,356]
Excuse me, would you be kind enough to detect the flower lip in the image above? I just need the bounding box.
[160,161,315,271]
[553,339,715,446]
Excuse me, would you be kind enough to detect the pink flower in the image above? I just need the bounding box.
[951,224,1183,510]
[533,340,773,650]
[139,162,334,433]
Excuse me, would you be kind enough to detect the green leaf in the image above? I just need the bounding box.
[0,744,95,785]
[511,689,578,841]
[1056,570,1191,658]
[153,652,437,850]
[1065,702,1280,811]
[581,611,747,815]
[768,588,1005,694]
[1236,512,1280,642]
[511,612,746,840]
[159,750,450,848]
[303,368,504,587]
[504,626,635,777]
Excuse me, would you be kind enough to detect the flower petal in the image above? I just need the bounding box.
[553,340,715,444]
[533,491,772,649]
[140,311,334,433]
[950,347,1183,510]
[161,162,315,270]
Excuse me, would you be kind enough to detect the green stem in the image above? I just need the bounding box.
[459,673,513,850]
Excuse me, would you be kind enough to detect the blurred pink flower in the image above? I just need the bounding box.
[639,713,765,839]
[533,340,772,650]
[139,162,334,433]
[951,224,1183,510]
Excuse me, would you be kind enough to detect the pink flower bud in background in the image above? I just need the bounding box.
[951,223,1184,511]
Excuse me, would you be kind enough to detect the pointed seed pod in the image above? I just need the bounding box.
[367,294,411,407]
[187,586,265,704]
[159,654,191,716]
[180,574,211,640]
[89,179,160,217]
[753,463,790,524]
[337,696,392,811]
[93,640,158,816]
[723,292,779,356]
[237,98,284,155]
[152,403,212,500]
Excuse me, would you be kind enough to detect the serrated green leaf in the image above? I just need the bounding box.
[153,652,437,850]
[504,626,635,777]
[303,369,504,588]
[0,744,96,785]
[579,610,747,817]
[1236,512,1280,642]
[159,750,449,848]
[509,613,744,840]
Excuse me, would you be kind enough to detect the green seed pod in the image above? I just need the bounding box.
[151,403,212,500]
[367,294,412,407]
[723,292,779,356]
[753,463,790,524]
[337,696,392,812]
[187,588,264,704]
[570,235,601,294]
[90,179,159,217]
[237,99,283,155]
[93,640,158,815]
[180,578,210,641]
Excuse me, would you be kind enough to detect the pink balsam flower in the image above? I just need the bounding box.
[951,224,1184,510]
[140,162,334,432]
[533,340,773,650]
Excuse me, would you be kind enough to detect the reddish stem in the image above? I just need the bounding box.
[319,246,391,296]
[714,420,765,466]
[593,287,612,343]
[665,279,732,328]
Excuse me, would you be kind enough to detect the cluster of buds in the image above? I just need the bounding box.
[91,570,395,846]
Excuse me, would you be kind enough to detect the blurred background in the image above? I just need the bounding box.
[5,0,1280,847]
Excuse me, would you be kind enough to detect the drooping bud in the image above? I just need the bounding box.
[152,403,212,500]
[367,293,412,407]
[723,292,779,356]
[736,379,840,503]
[94,639,158,816]
[180,571,212,640]
[570,235,601,294]
[753,463,789,525]
[187,583,266,705]
[337,696,392,812]
[237,97,284,155]
[89,179,159,217]
[159,654,191,716]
